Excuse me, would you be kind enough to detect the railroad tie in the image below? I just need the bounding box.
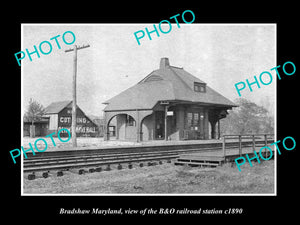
[42,171,49,178]
[57,171,63,177]
[105,164,111,171]
[89,168,96,173]
[117,164,122,170]
[95,167,102,172]
[28,173,35,180]
[78,169,85,175]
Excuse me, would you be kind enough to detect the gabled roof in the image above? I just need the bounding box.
[104,58,236,111]
[44,100,98,127]
[44,100,72,114]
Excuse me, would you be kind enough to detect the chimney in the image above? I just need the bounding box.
[160,57,170,69]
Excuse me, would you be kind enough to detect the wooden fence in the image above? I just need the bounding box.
[222,134,275,158]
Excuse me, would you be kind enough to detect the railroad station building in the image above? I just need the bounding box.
[103,58,236,142]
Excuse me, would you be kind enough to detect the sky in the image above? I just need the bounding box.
[22,24,276,117]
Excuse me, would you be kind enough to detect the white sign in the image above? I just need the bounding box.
[167,111,174,116]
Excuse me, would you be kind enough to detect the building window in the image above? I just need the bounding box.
[186,112,204,130]
[126,115,136,126]
[194,82,206,93]
[109,126,116,136]
[187,113,193,128]
[193,113,199,126]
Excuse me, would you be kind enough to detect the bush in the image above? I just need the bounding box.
[220,98,274,135]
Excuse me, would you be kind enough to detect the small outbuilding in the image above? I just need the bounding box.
[23,117,49,137]
[103,58,236,142]
[43,100,99,137]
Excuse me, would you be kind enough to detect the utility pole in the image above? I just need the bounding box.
[65,44,90,147]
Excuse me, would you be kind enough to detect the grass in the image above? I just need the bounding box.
[23,159,275,195]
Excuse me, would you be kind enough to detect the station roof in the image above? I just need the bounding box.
[103,58,236,111]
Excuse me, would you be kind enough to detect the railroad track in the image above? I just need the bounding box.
[23,146,223,172]
[23,140,273,179]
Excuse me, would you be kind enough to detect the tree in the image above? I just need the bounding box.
[24,98,45,137]
[220,98,274,135]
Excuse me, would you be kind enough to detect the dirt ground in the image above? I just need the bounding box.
[23,159,275,195]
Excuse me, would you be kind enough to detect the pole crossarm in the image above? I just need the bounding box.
[65,44,90,53]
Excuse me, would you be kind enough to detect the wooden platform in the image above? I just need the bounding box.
[174,146,274,167]
[175,155,224,167]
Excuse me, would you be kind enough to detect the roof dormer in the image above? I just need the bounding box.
[194,82,206,93]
